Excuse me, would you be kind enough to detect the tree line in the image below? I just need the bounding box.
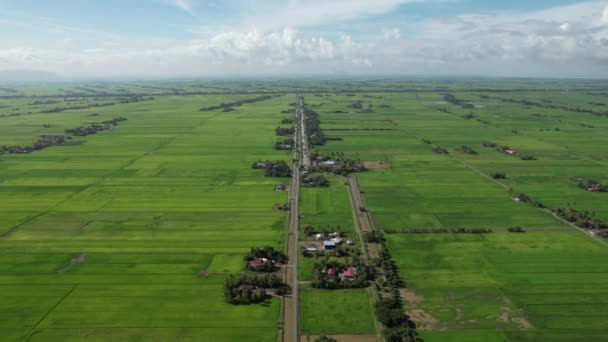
[1,117,127,155]
[199,95,275,112]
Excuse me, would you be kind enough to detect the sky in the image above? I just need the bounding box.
[1,0,608,78]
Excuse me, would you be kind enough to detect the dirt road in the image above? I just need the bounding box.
[345,175,383,339]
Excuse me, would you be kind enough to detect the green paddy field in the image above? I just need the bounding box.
[1,78,608,341]
[0,90,289,341]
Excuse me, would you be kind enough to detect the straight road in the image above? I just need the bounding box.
[283,94,304,342]
[345,175,383,340]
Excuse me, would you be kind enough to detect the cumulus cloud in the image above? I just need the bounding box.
[2,0,608,78]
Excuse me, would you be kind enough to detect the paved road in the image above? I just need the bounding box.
[283,94,304,342]
[297,95,311,171]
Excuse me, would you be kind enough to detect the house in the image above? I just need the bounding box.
[274,184,287,191]
[247,258,269,271]
[322,160,336,166]
[328,232,339,238]
[315,233,324,240]
[326,268,336,277]
[323,240,336,250]
[342,266,355,279]
[346,240,354,246]
[306,247,317,253]
[255,162,267,168]
[331,237,342,245]
[588,184,600,192]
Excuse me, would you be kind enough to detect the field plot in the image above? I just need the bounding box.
[0,91,290,341]
[299,287,376,335]
[387,231,608,341]
[297,173,376,337]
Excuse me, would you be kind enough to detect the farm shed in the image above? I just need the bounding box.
[323,241,336,250]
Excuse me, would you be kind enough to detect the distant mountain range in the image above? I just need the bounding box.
[0,69,58,82]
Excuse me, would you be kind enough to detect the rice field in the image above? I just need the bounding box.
[2,78,608,341]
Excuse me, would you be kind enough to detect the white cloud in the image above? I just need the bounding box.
[383,27,401,40]
[2,1,608,78]
[171,0,194,15]
[237,0,413,31]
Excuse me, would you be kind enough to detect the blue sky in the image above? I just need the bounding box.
[1,0,607,78]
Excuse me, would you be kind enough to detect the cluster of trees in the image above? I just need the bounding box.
[462,113,476,119]
[513,193,530,202]
[2,117,128,155]
[488,95,608,118]
[29,99,59,105]
[302,175,330,187]
[491,172,507,179]
[304,108,326,146]
[41,101,116,113]
[432,146,449,155]
[513,193,545,208]
[363,230,384,243]
[348,101,364,109]
[554,207,608,229]
[575,178,608,192]
[275,126,295,136]
[65,124,109,136]
[539,127,561,132]
[347,101,374,113]
[199,95,274,112]
[302,224,344,237]
[311,260,374,289]
[488,144,538,161]
[519,154,538,161]
[252,160,291,177]
[102,117,128,126]
[315,336,337,342]
[281,118,294,124]
[497,145,514,154]
[311,157,367,176]
[244,246,288,271]
[386,228,493,234]
[118,96,153,104]
[0,135,67,155]
[508,227,526,233]
[443,93,474,109]
[224,273,286,305]
[275,138,293,151]
[457,145,478,155]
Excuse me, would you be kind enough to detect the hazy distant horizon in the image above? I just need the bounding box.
[3,69,608,83]
[1,0,608,79]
